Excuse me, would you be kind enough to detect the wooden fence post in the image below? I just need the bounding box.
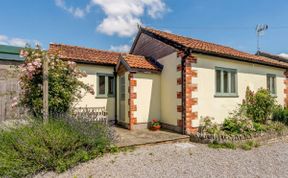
[43,55,49,123]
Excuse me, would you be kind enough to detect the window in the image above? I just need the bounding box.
[98,75,106,95]
[267,74,276,95]
[215,67,237,96]
[97,74,115,97]
[120,76,125,100]
[108,76,115,95]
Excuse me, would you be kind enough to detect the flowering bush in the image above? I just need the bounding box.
[151,119,160,127]
[17,45,94,116]
[222,117,256,134]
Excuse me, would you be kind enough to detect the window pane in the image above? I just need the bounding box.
[267,76,271,91]
[223,71,228,93]
[98,76,105,95]
[216,70,221,93]
[267,75,276,95]
[120,76,125,100]
[108,76,114,95]
[231,72,236,93]
[271,76,276,94]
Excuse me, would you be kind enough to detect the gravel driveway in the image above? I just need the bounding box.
[37,140,288,178]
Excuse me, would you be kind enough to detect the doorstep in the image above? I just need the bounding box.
[114,126,190,147]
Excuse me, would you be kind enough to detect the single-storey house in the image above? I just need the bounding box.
[49,27,288,134]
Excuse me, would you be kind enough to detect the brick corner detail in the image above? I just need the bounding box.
[128,73,137,129]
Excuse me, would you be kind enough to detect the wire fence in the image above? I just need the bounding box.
[49,107,109,125]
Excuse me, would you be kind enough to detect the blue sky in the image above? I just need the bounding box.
[0,0,287,55]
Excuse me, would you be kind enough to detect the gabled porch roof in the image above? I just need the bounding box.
[116,54,163,73]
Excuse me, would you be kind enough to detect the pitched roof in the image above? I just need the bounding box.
[0,45,24,61]
[256,51,288,62]
[119,54,162,72]
[139,27,288,69]
[0,45,22,54]
[48,43,121,65]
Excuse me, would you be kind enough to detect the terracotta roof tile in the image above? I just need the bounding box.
[48,43,121,65]
[121,54,162,71]
[142,27,288,68]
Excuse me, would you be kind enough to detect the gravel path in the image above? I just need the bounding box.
[37,140,288,178]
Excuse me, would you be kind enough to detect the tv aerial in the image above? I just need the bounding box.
[256,24,268,51]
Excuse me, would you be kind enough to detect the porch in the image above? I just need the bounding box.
[114,126,189,147]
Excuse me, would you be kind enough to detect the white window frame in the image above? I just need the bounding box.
[215,67,238,97]
[267,74,276,96]
[96,73,115,98]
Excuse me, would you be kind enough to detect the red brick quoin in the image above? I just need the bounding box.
[128,73,137,129]
[176,51,198,134]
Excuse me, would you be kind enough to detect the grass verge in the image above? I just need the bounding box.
[208,140,260,150]
[208,141,236,149]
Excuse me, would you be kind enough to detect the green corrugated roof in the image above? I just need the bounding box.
[0,44,22,54]
[0,45,24,61]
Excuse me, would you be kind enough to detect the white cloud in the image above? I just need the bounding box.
[55,0,88,18]
[97,16,141,37]
[279,53,288,59]
[0,35,8,43]
[162,29,172,33]
[110,44,130,52]
[9,38,28,47]
[92,0,168,37]
[143,0,167,18]
[0,35,39,47]
[55,0,168,37]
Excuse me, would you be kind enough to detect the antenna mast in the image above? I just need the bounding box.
[256,24,268,51]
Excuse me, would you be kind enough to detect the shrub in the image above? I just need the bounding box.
[242,87,276,123]
[17,45,94,116]
[272,106,288,125]
[0,119,114,177]
[199,116,221,134]
[253,122,268,132]
[222,117,255,134]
